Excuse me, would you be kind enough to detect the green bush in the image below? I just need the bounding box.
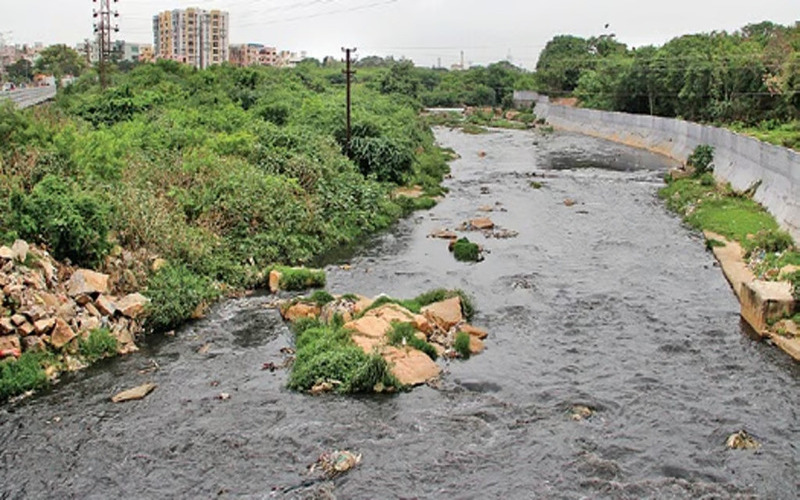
[144,262,220,332]
[308,290,336,307]
[454,331,471,359]
[789,271,800,302]
[0,352,50,401]
[748,229,795,254]
[79,327,118,363]
[688,145,715,176]
[9,175,112,267]
[453,238,481,262]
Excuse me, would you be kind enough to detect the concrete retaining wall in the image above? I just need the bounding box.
[534,96,800,241]
[0,86,57,109]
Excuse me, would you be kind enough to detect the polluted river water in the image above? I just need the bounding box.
[1,127,799,499]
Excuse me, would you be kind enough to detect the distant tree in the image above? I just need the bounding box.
[380,60,421,98]
[34,44,87,86]
[535,35,593,93]
[6,58,34,84]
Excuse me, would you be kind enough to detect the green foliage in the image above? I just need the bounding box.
[531,181,544,189]
[454,331,471,359]
[34,44,87,84]
[309,290,336,307]
[0,352,51,401]
[7,175,112,267]
[746,229,795,254]
[453,237,481,262]
[275,267,327,291]
[289,324,401,393]
[144,263,220,332]
[688,145,715,175]
[387,322,438,360]
[789,271,800,302]
[79,327,118,363]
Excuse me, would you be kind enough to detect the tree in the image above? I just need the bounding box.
[535,35,593,93]
[6,59,34,84]
[379,60,421,98]
[34,44,87,86]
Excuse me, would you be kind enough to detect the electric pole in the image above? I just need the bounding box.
[93,0,119,89]
[342,47,357,154]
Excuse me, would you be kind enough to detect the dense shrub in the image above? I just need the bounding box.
[144,263,220,332]
[688,145,715,175]
[454,331,471,359]
[79,328,118,362]
[453,238,481,262]
[0,352,50,401]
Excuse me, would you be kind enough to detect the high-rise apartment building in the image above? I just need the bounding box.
[152,8,229,69]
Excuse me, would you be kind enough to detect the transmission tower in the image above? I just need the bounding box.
[93,0,119,89]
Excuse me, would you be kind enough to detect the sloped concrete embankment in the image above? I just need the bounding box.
[533,96,800,242]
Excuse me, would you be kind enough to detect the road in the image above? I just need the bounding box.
[0,86,57,109]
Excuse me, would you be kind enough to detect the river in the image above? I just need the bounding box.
[1,128,798,499]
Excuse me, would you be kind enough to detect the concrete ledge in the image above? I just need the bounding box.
[740,280,795,336]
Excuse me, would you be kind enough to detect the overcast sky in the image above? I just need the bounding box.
[1,0,798,68]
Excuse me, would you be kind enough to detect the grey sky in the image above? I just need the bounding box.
[1,0,798,68]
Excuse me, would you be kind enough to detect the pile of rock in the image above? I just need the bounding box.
[281,294,487,387]
[0,240,149,365]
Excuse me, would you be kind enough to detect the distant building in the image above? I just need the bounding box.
[152,8,229,69]
[230,43,278,67]
[276,50,307,68]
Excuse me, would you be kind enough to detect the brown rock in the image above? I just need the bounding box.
[116,293,150,319]
[422,297,463,331]
[779,265,800,279]
[412,314,433,335]
[282,302,321,322]
[75,294,92,306]
[469,218,495,230]
[469,335,485,354]
[95,295,117,317]
[18,322,35,337]
[383,346,441,386]
[35,291,62,310]
[352,296,374,315]
[0,317,15,334]
[740,280,795,335]
[111,383,157,403]
[22,335,46,353]
[459,324,488,340]
[67,269,109,298]
[11,314,27,326]
[0,246,14,260]
[364,303,416,324]
[478,205,494,212]
[429,229,459,240]
[112,326,139,355]
[50,318,76,349]
[78,316,101,336]
[36,258,56,285]
[84,302,101,318]
[22,306,47,322]
[58,302,77,322]
[34,317,56,334]
[564,198,577,207]
[11,240,29,263]
[344,316,392,341]
[269,270,283,293]
[0,335,21,354]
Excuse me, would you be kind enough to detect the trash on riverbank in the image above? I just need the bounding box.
[726,430,760,450]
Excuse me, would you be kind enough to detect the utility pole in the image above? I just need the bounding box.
[93,0,119,89]
[342,47,357,154]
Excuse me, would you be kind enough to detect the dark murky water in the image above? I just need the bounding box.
[2,129,799,499]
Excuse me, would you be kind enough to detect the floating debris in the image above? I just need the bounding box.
[570,405,594,421]
[726,430,760,450]
[310,450,362,478]
[217,392,231,401]
[564,198,577,207]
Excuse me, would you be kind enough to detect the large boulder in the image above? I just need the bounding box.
[0,335,21,355]
[383,346,441,386]
[11,240,29,262]
[459,324,488,340]
[269,270,283,293]
[95,295,117,317]
[67,270,109,298]
[422,297,463,331]
[116,293,150,319]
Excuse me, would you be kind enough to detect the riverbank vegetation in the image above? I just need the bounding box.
[0,61,453,338]
[534,22,800,149]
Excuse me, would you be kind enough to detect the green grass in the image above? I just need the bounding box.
[454,331,471,359]
[397,195,437,215]
[453,237,481,262]
[288,321,401,394]
[658,178,779,245]
[308,290,336,307]
[274,266,327,291]
[728,120,800,151]
[0,352,51,400]
[387,322,438,360]
[79,327,118,363]
[530,181,544,189]
[461,124,490,135]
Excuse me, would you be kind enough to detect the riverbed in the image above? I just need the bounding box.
[1,128,798,499]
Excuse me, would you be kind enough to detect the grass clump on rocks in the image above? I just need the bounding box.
[79,327,118,363]
[144,262,220,332]
[274,266,327,292]
[452,237,481,262]
[454,331,472,359]
[0,352,52,401]
[288,320,401,394]
[387,322,438,360]
[360,288,475,322]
